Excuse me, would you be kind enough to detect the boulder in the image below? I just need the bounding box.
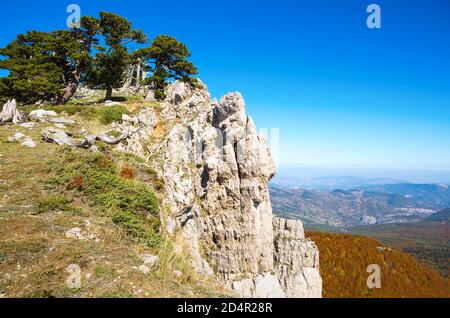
[30,109,75,125]
[41,128,75,146]
[29,109,57,119]
[145,90,157,102]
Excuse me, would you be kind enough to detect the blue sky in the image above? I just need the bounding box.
[1,0,449,175]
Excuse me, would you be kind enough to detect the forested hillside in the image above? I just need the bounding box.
[307,232,450,298]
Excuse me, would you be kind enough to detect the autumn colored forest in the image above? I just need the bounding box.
[307,232,450,298]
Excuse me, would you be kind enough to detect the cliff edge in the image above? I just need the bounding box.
[117,80,322,298]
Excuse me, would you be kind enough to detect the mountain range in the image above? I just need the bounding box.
[270,182,450,227]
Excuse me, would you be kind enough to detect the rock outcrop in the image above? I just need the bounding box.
[117,80,322,298]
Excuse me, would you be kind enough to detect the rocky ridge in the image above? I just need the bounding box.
[115,80,322,298]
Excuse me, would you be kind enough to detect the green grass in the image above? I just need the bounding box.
[48,148,161,248]
[94,266,117,278]
[20,104,129,126]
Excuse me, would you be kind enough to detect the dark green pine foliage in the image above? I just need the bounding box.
[0,31,66,104]
[87,12,147,101]
[0,12,198,105]
[138,35,198,100]
[0,19,99,105]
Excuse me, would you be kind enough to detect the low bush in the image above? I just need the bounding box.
[51,149,161,247]
[36,194,75,214]
[99,106,128,125]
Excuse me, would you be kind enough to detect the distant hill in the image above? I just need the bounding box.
[362,183,450,210]
[270,186,437,227]
[307,231,450,298]
[271,175,406,191]
[350,209,449,278]
[426,208,450,221]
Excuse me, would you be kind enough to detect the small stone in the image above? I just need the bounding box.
[84,220,92,228]
[21,137,37,148]
[141,254,159,269]
[138,265,150,275]
[86,233,100,242]
[8,132,25,142]
[20,122,37,128]
[65,228,84,240]
[173,270,183,278]
[105,101,123,107]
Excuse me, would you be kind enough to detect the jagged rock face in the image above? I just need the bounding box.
[115,107,157,158]
[273,217,322,298]
[120,80,322,298]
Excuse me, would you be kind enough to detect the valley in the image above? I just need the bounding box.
[270,181,450,279]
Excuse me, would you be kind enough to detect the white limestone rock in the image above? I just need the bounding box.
[138,265,150,275]
[41,128,75,146]
[21,137,37,148]
[65,227,99,242]
[8,132,26,142]
[141,254,159,269]
[115,80,322,298]
[254,274,286,298]
[29,109,57,119]
[30,109,75,125]
[20,122,37,129]
[273,217,322,298]
[145,90,157,102]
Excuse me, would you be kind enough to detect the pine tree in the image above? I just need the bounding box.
[138,35,198,100]
[86,12,147,101]
[0,31,66,104]
[0,18,100,105]
[54,17,100,104]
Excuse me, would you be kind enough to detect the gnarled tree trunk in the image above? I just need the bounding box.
[104,85,113,101]
[56,71,80,105]
[0,99,23,124]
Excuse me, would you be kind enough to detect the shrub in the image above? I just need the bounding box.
[99,106,128,125]
[66,176,83,191]
[52,149,161,247]
[119,166,135,180]
[37,194,73,214]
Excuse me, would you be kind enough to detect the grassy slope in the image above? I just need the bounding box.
[0,100,228,298]
[307,231,450,298]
